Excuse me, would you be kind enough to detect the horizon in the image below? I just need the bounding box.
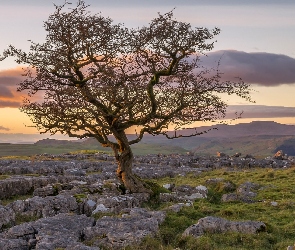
[1,120,295,144]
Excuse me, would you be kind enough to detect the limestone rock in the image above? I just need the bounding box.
[221,193,240,202]
[0,205,15,231]
[83,208,165,249]
[4,213,95,249]
[33,184,55,197]
[8,194,78,218]
[165,203,192,213]
[64,168,86,176]
[162,183,175,191]
[0,238,29,250]
[91,193,149,215]
[237,182,260,202]
[183,216,266,237]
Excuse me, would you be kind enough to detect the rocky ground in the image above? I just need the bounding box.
[0,151,294,250]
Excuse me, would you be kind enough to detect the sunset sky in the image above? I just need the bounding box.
[1,0,295,135]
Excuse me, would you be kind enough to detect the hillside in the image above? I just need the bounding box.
[1,121,295,157]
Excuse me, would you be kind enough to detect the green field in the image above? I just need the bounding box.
[129,167,295,250]
[0,141,187,158]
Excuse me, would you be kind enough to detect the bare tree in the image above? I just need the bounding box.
[1,1,251,193]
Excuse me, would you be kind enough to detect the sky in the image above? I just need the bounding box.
[1,0,295,136]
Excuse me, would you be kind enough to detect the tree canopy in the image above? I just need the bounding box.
[1,1,251,193]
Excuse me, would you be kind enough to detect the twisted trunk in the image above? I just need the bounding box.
[112,130,152,194]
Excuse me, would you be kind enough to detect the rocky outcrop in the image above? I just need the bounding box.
[159,184,208,203]
[0,152,290,249]
[0,206,15,231]
[1,213,96,249]
[183,216,266,237]
[90,193,149,215]
[0,238,29,250]
[221,182,260,203]
[7,194,79,218]
[83,208,166,249]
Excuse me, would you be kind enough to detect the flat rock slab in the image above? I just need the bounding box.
[183,216,266,237]
[2,213,95,249]
[83,208,166,249]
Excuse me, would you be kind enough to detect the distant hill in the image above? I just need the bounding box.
[164,121,295,138]
[1,121,295,157]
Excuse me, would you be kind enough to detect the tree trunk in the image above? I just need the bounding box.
[112,130,152,194]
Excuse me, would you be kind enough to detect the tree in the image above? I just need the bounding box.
[1,1,251,193]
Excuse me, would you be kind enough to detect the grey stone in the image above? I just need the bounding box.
[33,184,55,197]
[162,183,175,191]
[0,238,29,250]
[83,208,165,249]
[159,193,184,203]
[166,203,192,212]
[183,216,266,237]
[91,194,148,215]
[0,205,15,230]
[4,213,95,249]
[237,182,260,202]
[221,193,240,202]
[92,204,109,214]
[8,195,78,218]
[64,168,86,176]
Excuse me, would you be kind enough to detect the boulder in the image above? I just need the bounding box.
[221,193,240,202]
[222,182,260,203]
[162,183,175,191]
[183,216,266,237]
[237,182,260,202]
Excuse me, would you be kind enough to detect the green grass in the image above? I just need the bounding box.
[15,214,40,225]
[1,194,33,206]
[0,142,186,158]
[0,174,10,180]
[128,166,295,250]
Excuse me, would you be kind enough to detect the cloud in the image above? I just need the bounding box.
[1,50,295,110]
[226,105,295,119]
[0,86,14,98]
[0,100,21,108]
[0,67,26,108]
[0,125,10,131]
[200,50,295,86]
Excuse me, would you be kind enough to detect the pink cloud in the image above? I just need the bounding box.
[199,50,295,86]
